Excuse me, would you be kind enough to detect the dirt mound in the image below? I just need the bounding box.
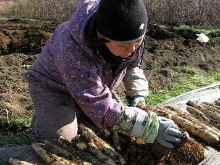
[0,19,57,55]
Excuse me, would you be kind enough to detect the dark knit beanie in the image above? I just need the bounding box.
[96,0,148,42]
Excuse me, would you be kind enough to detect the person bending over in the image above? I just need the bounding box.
[26,0,183,149]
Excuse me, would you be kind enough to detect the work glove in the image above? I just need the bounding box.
[156,116,183,148]
[112,106,159,143]
[130,95,146,107]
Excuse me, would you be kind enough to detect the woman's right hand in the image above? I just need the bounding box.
[156,116,183,148]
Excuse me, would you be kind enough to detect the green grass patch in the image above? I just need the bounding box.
[174,25,220,34]
[146,67,220,105]
[8,117,32,128]
[0,132,32,146]
[0,117,33,146]
[213,70,220,81]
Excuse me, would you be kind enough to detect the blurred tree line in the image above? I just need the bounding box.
[0,0,220,27]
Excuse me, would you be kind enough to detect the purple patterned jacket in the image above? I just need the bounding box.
[26,0,145,130]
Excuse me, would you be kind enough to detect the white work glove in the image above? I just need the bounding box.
[130,95,146,107]
[112,106,159,143]
[156,116,183,148]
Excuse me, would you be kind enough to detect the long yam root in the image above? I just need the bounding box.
[44,140,92,164]
[31,143,77,165]
[8,158,36,165]
[186,106,210,122]
[200,102,220,119]
[58,132,116,165]
[88,140,116,165]
[79,124,126,165]
[187,101,220,122]
[171,114,219,144]
[214,100,220,106]
[202,102,220,113]
[44,140,72,158]
[57,136,102,164]
[186,101,220,130]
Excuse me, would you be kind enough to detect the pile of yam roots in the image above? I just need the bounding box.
[8,99,220,165]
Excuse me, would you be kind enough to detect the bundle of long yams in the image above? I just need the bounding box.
[8,124,126,165]
[143,99,220,145]
[8,99,220,165]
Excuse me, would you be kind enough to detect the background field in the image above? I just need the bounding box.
[0,0,220,26]
[0,1,220,164]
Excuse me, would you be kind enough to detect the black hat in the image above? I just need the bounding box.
[96,0,148,43]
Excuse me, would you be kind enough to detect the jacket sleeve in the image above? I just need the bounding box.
[123,66,149,97]
[123,50,149,98]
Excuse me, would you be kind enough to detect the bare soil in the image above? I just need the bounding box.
[0,18,220,165]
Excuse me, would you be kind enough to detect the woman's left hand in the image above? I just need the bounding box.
[130,95,146,107]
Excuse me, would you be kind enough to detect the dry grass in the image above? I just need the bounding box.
[0,0,220,26]
[0,1,14,13]
[0,0,79,21]
[145,0,220,26]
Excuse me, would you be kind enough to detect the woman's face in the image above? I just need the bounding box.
[105,38,143,58]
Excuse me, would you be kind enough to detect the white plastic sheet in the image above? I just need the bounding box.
[196,33,209,42]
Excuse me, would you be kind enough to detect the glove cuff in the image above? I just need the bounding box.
[123,67,149,97]
[130,95,146,107]
[131,108,159,143]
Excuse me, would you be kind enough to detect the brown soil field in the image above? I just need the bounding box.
[0,18,220,165]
